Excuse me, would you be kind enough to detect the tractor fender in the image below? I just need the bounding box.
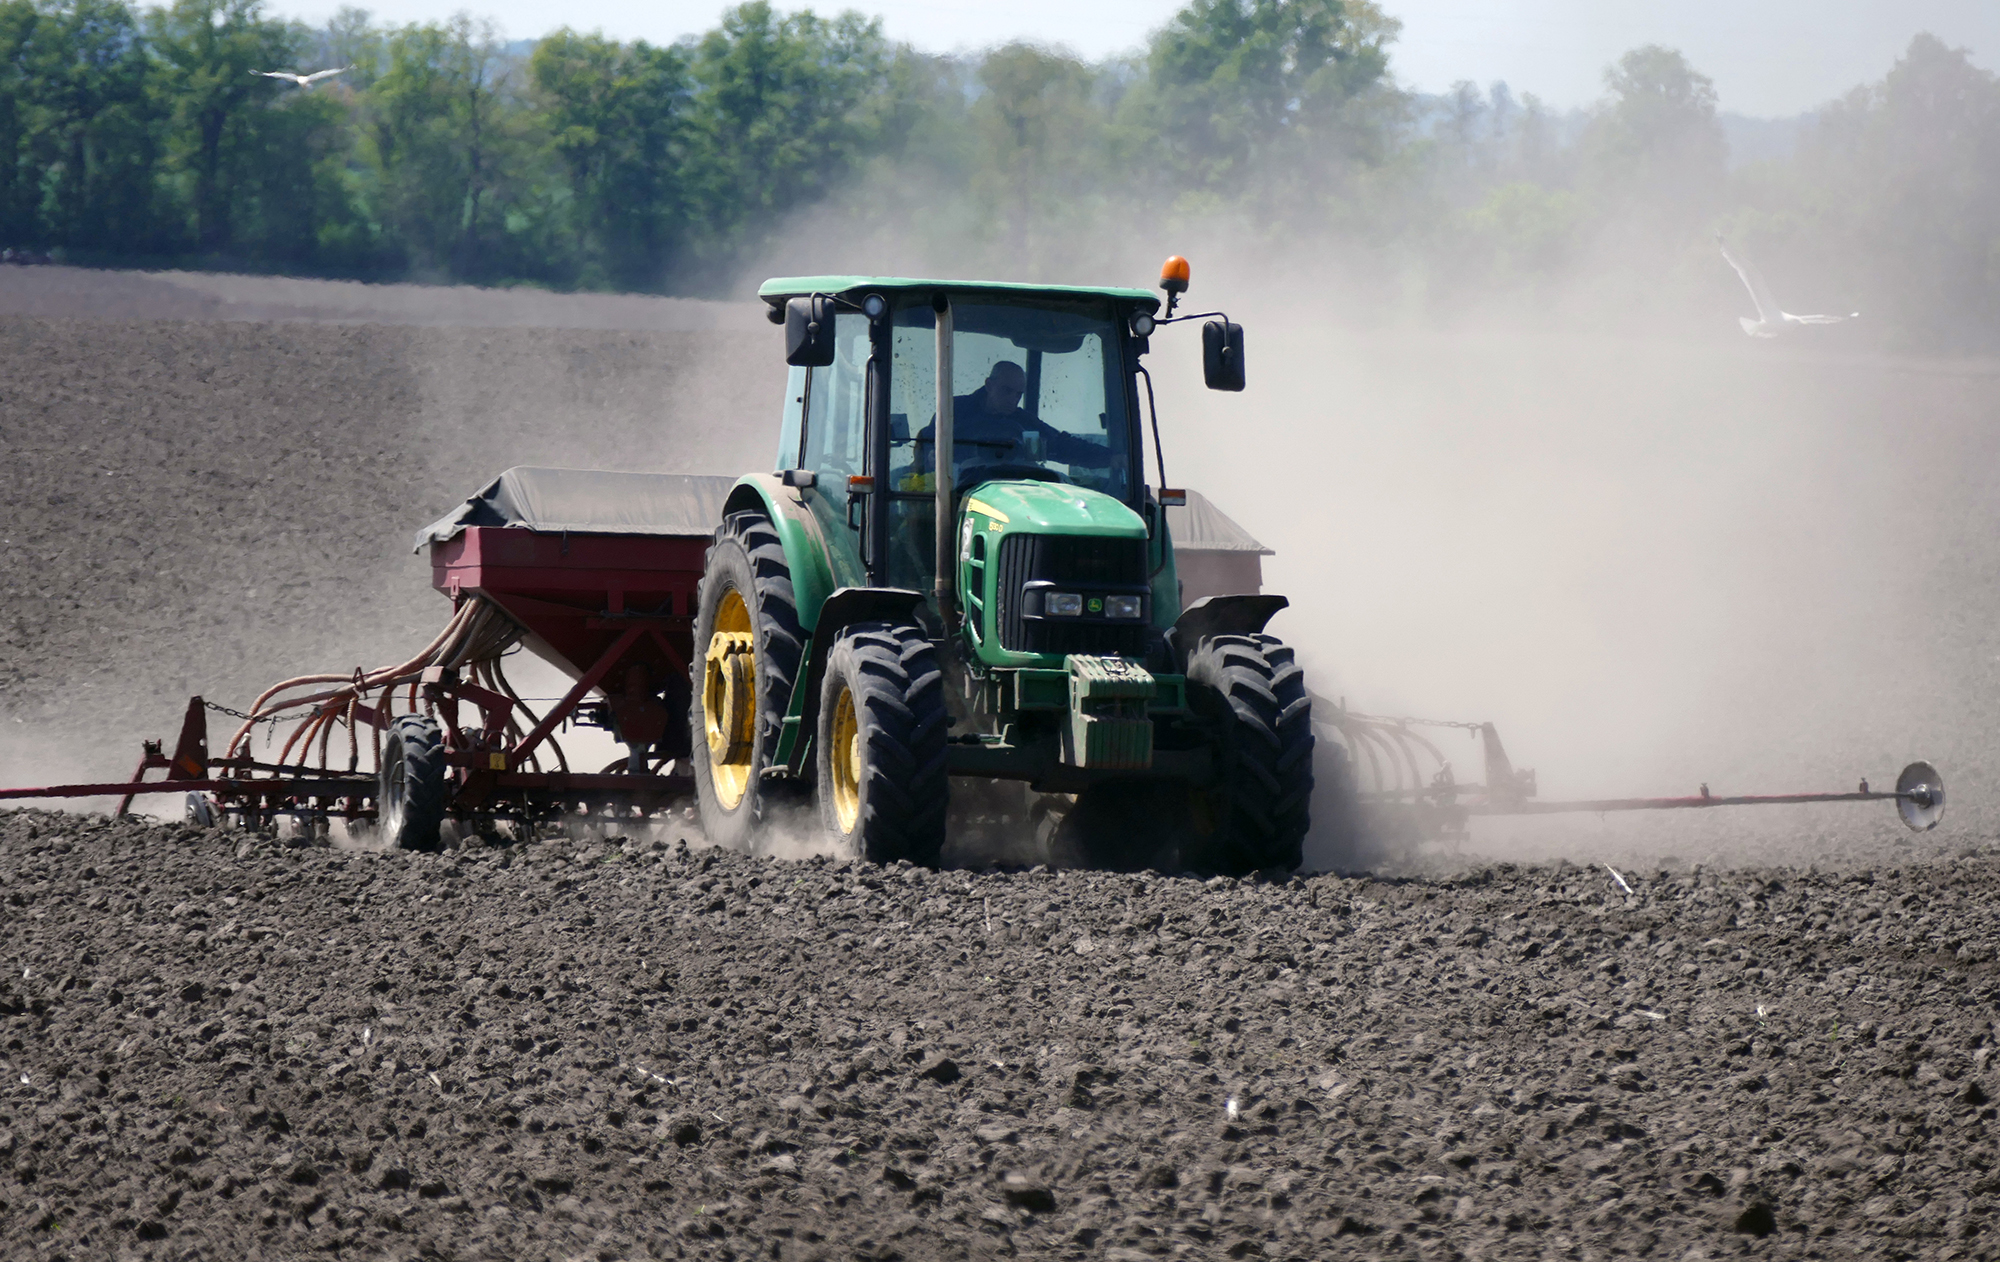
[722,474,837,628]
[784,586,928,774]
[1165,594,1290,666]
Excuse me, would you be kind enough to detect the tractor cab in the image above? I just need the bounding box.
[761,278,1158,601]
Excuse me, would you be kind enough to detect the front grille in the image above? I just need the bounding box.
[995,533,1151,657]
[1033,534,1147,586]
[997,532,1036,650]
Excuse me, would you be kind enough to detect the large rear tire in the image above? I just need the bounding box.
[815,621,948,866]
[380,714,447,852]
[1181,633,1313,876]
[692,511,804,853]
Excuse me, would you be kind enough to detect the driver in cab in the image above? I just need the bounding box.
[913,361,1110,477]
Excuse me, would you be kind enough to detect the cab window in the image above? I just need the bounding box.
[887,298,1130,502]
[802,312,871,480]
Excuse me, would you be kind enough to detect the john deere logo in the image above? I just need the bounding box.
[1087,597,1103,613]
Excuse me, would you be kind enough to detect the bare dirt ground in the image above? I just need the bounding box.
[0,265,766,331]
[3,265,1999,1259]
[5,813,1999,1262]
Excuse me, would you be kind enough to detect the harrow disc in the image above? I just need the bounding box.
[1894,761,1945,832]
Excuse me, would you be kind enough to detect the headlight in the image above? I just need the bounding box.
[1104,594,1143,619]
[1046,592,1083,617]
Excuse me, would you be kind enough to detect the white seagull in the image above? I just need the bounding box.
[255,66,353,88]
[1718,234,1858,338]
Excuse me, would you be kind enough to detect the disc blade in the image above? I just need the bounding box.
[1895,760,1945,832]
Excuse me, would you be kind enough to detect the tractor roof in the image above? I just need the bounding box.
[757,276,1160,307]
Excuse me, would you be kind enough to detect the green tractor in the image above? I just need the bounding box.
[691,258,1313,875]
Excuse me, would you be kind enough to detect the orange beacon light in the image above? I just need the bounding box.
[1159,255,1190,314]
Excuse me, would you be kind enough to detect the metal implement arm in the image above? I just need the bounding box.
[1473,789,1921,814]
[0,777,372,801]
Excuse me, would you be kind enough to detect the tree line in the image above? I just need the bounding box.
[1,0,1994,345]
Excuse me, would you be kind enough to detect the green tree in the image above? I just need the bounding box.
[310,4,383,88]
[532,29,690,288]
[1125,0,1399,207]
[683,1,892,265]
[0,0,34,242]
[1580,44,1724,222]
[147,0,294,251]
[8,0,167,254]
[230,76,370,269]
[967,43,1105,263]
[1780,33,2000,344]
[364,14,543,279]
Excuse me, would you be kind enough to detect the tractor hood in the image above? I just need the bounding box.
[959,480,1146,539]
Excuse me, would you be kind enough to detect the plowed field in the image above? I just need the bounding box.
[3,265,1998,1260]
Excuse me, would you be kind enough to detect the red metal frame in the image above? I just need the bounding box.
[7,527,714,825]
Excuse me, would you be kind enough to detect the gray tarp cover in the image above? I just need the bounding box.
[415,466,736,551]
[1166,489,1271,554]
[416,467,1267,557]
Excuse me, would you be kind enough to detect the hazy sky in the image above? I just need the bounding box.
[274,0,2000,117]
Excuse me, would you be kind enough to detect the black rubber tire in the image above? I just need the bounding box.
[379,714,447,852]
[1180,633,1314,876]
[691,510,804,853]
[815,621,948,866]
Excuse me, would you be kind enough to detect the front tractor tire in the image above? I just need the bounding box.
[815,621,948,866]
[1182,633,1314,876]
[693,511,804,852]
[379,714,447,852]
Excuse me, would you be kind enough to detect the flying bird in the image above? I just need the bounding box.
[1717,234,1858,338]
[255,66,353,88]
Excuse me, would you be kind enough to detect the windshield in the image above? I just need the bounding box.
[888,298,1133,501]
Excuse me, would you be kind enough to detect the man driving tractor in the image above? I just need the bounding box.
[913,360,1112,477]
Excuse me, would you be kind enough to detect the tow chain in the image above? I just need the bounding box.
[202,700,285,728]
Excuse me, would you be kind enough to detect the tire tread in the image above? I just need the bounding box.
[1184,633,1314,874]
[381,714,447,852]
[819,621,948,866]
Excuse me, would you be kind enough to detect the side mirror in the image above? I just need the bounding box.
[1202,320,1245,392]
[785,295,837,367]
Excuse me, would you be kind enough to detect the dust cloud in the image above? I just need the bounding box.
[1142,251,1997,870]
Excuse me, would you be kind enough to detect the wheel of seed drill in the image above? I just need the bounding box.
[379,714,447,852]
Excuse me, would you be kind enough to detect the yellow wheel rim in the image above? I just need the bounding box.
[830,684,861,834]
[702,588,756,809]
